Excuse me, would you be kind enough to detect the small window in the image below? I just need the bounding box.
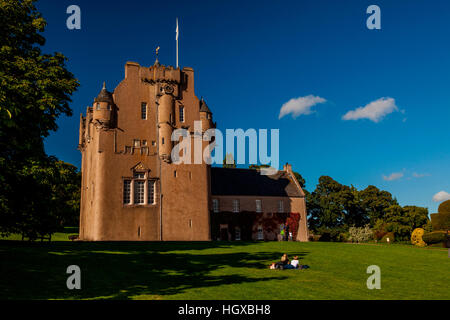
[142,140,147,146]
[107,104,111,110]
[123,180,131,204]
[141,103,147,120]
[256,199,262,213]
[162,137,165,145]
[278,200,284,213]
[148,180,155,204]
[96,103,100,110]
[189,219,192,228]
[133,139,140,147]
[235,227,241,241]
[232,199,240,213]
[134,172,145,179]
[257,225,264,240]
[152,141,156,146]
[179,106,185,122]
[174,170,177,178]
[212,199,219,213]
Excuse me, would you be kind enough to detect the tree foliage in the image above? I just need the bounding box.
[306,176,429,242]
[0,0,79,237]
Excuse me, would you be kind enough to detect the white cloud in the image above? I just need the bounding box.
[342,97,399,122]
[382,172,404,181]
[412,172,430,178]
[432,191,450,202]
[278,95,327,119]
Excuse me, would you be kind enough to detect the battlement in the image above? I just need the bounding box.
[125,61,182,84]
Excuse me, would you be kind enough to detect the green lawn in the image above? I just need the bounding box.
[0,237,449,300]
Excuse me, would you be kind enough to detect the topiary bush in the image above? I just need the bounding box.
[438,200,450,213]
[381,232,395,243]
[430,212,450,231]
[411,228,426,247]
[422,231,447,245]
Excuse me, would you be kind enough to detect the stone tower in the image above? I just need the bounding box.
[78,60,215,241]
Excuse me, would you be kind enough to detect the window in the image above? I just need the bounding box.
[174,170,177,178]
[232,199,240,213]
[162,137,165,145]
[179,106,184,122]
[142,140,147,146]
[96,103,100,110]
[123,180,131,204]
[141,103,147,119]
[133,139,140,147]
[148,180,155,204]
[212,199,219,213]
[123,172,157,206]
[256,199,262,213]
[107,104,111,110]
[134,180,145,204]
[278,200,284,213]
[257,225,264,240]
[235,227,241,241]
[134,172,145,179]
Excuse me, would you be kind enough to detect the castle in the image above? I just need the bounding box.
[78,59,309,241]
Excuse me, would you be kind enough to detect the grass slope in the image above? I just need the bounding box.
[0,240,448,300]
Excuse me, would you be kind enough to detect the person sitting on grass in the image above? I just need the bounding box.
[290,256,300,269]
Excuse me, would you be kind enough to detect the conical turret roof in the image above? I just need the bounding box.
[199,98,211,113]
[94,82,114,103]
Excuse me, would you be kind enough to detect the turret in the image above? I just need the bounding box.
[93,82,115,128]
[158,85,175,162]
[199,98,213,131]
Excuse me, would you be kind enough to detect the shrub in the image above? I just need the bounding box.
[411,228,426,247]
[381,232,395,243]
[348,225,373,243]
[422,231,447,245]
[438,200,450,213]
[430,212,450,231]
[373,229,387,241]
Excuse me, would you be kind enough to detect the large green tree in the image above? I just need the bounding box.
[359,185,398,225]
[0,0,79,236]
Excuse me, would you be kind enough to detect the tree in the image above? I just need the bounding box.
[307,176,348,232]
[359,185,397,226]
[0,0,79,236]
[223,153,236,168]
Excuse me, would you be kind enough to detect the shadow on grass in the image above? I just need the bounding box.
[0,241,308,300]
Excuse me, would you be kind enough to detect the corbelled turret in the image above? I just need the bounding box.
[93,82,115,128]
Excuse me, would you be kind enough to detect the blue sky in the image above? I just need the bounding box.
[37,0,450,213]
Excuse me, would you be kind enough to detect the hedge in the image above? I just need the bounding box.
[422,231,447,245]
[438,200,450,213]
[381,232,395,243]
[430,212,450,231]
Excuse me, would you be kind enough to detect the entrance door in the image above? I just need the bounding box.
[220,226,229,241]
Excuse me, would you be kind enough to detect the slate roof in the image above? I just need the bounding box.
[211,167,304,197]
[94,84,114,103]
[199,98,211,113]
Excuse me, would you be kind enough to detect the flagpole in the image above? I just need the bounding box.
[176,18,179,68]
